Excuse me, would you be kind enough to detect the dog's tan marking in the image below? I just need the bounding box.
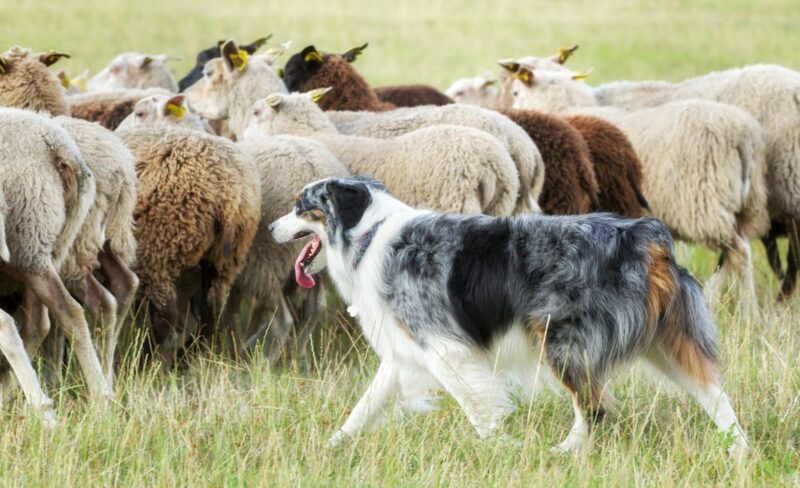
[397,320,413,340]
[645,244,677,337]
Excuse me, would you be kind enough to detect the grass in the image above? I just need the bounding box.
[1,0,799,485]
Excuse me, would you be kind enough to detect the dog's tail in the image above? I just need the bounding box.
[656,264,719,384]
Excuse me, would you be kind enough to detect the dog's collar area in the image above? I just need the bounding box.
[353,220,385,269]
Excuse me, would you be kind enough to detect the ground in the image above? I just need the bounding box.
[1,0,799,485]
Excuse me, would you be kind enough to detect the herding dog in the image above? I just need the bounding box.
[270,176,749,457]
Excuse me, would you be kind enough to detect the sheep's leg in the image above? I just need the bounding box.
[220,285,244,344]
[264,295,296,361]
[97,246,139,347]
[243,300,270,352]
[81,272,118,388]
[706,235,757,317]
[761,231,783,280]
[779,218,799,300]
[149,291,179,365]
[27,264,112,399]
[18,288,63,392]
[0,309,56,426]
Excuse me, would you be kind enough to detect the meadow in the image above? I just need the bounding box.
[0,0,799,485]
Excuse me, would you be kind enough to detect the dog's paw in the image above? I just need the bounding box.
[326,430,349,449]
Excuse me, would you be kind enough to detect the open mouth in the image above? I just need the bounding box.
[294,232,322,288]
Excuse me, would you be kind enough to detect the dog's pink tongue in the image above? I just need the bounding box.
[295,239,317,289]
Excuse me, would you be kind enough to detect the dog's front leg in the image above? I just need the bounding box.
[327,360,399,448]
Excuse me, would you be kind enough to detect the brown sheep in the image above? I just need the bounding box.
[69,88,172,130]
[375,84,454,107]
[565,115,650,218]
[117,125,260,361]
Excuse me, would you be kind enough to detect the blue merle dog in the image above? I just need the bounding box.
[269,176,749,457]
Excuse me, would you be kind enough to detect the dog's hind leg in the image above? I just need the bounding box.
[327,361,399,448]
[644,346,749,459]
[426,342,514,439]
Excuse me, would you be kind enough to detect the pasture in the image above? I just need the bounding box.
[1,0,799,485]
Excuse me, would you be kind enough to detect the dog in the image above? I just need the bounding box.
[269,176,749,457]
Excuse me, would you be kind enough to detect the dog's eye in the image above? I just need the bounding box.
[320,195,329,205]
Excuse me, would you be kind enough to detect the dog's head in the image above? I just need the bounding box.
[270,176,385,288]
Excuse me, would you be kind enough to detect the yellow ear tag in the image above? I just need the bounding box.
[310,92,325,103]
[303,50,323,63]
[0,59,6,74]
[515,70,531,83]
[75,77,88,92]
[571,71,591,81]
[166,102,187,120]
[229,49,249,71]
[275,68,284,78]
[59,73,71,89]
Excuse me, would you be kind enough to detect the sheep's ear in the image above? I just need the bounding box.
[141,56,154,68]
[39,51,70,67]
[301,46,323,67]
[515,66,534,86]
[341,43,368,63]
[0,57,6,74]
[553,45,579,64]
[57,70,70,88]
[265,93,284,109]
[481,78,497,88]
[275,67,284,78]
[307,86,332,103]
[221,39,248,72]
[498,59,521,74]
[164,95,187,120]
[571,69,592,81]
[263,41,291,64]
[244,34,273,54]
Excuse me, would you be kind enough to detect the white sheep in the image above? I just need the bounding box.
[0,108,111,400]
[117,93,213,133]
[247,90,520,216]
[185,39,288,139]
[504,68,770,311]
[327,104,544,214]
[87,53,179,92]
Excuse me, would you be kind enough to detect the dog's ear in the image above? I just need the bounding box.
[325,179,371,231]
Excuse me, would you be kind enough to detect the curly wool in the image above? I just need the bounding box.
[564,115,649,218]
[0,109,95,273]
[0,47,69,116]
[498,109,598,215]
[375,84,454,107]
[117,125,260,312]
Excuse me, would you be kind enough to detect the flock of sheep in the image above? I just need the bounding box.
[0,36,796,424]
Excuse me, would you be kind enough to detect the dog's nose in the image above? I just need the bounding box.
[268,222,276,233]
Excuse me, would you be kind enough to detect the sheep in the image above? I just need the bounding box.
[87,53,179,92]
[233,134,349,359]
[0,188,57,425]
[68,87,172,130]
[280,45,544,214]
[116,124,260,362]
[178,35,273,92]
[50,117,138,386]
[185,39,288,140]
[0,46,70,116]
[249,89,520,216]
[588,65,800,299]
[57,69,89,95]
[448,68,649,218]
[374,84,454,107]
[117,93,213,133]
[504,67,770,311]
[0,108,111,400]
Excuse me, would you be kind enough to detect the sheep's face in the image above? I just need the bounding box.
[245,90,331,138]
[185,58,229,119]
[132,94,191,124]
[445,74,499,108]
[282,45,324,92]
[507,69,596,114]
[0,47,70,116]
[87,53,176,92]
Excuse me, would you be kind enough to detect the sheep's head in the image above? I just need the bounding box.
[243,88,332,140]
[87,52,179,92]
[134,94,188,123]
[282,45,325,92]
[178,34,273,92]
[501,45,579,73]
[0,46,70,115]
[185,38,287,130]
[499,63,595,113]
[445,72,499,108]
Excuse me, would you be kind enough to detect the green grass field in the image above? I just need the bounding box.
[1,0,799,485]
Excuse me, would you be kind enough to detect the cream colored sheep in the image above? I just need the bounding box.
[88,53,179,92]
[117,93,212,133]
[505,68,769,311]
[249,90,520,216]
